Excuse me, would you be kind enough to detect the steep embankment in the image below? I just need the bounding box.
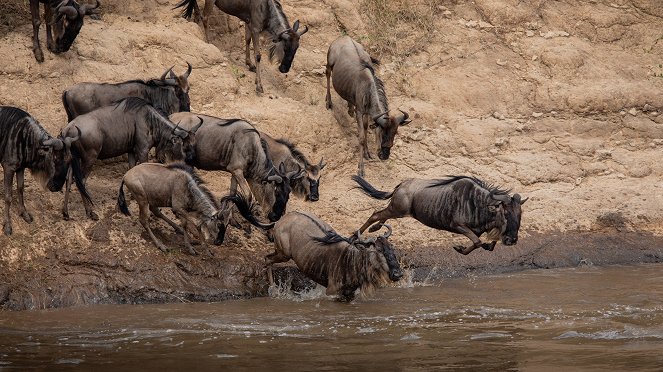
[0,0,662,309]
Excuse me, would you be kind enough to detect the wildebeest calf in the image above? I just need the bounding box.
[352,175,527,255]
[267,211,403,301]
[117,163,273,255]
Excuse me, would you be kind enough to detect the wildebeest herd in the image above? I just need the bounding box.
[1,0,526,302]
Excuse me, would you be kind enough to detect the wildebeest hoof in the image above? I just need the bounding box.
[248,65,256,73]
[33,49,44,63]
[62,212,70,221]
[453,245,471,255]
[185,246,199,256]
[255,85,264,94]
[88,211,100,221]
[368,224,381,233]
[3,223,12,236]
[326,100,332,110]
[157,245,172,254]
[481,242,496,251]
[21,212,34,223]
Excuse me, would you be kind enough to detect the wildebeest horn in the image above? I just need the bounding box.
[63,127,82,148]
[41,138,64,150]
[171,122,180,133]
[182,62,192,80]
[379,223,392,238]
[79,0,101,16]
[318,157,326,169]
[490,192,512,204]
[190,117,203,134]
[513,193,528,205]
[297,25,309,36]
[398,109,412,125]
[278,29,290,41]
[267,175,283,183]
[58,5,79,20]
[372,111,388,122]
[161,66,174,81]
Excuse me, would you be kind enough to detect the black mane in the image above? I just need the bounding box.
[217,119,244,127]
[274,138,312,167]
[360,61,389,110]
[117,97,150,113]
[295,212,353,245]
[430,175,511,196]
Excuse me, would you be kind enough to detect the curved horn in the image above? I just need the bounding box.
[41,138,64,151]
[398,108,412,125]
[380,223,392,238]
[278,29,290,41]
[190,117,203,134]
[297,25,309,36]
[161,66,174,81]
[63,127,82,148]
[79,0,101,16]
[318,157,326,169]
[513,193,529,205]
[182,62,192,80]
[267,175,283,183]
[58,5,79,20]
[490,192,512,204]
[372,111,388,122]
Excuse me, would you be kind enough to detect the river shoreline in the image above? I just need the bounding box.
[1,229,662,311]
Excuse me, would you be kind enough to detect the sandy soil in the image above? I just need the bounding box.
[0,0,662,309]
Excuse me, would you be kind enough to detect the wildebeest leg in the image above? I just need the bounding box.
[78,160,99,221]
[452,225,483,255]
[172,209,199,255]
[15,169,33,224]
[62,167,73,220]
[127,153,136,168]
[3,166,15,235]
[347,103,355,117]
[230,170,252,203]
[138,200,170,253]
[325,65,333,109]
[202,0,215,41]
[44,5,54,52]
[244,26,256,72]
[149,206,184,235]
[251,27,264,94]
[265,251,290,287]
[30,0,44,63]
[482,241,497,251]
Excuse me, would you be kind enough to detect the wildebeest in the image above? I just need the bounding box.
[30,0,100,62]
[170,112,302,222]
[60,97,202,221]
[118,163,274,255]
[325,36,411,176]
[352,175,527,255]
[0,107,87,235]
[175,0,308,94]
[267,211,402,301]
[259,131,325,202]
[62,64,192,121]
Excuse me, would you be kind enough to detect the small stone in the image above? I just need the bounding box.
[525,30,535,37]
[443,10,452,18]
[311,68,325,75]
[531,55,538,61]
[479,20,493,29]
[220,62,228,67]
[628,108,638,116]
[620,110,627,116]
[532,112,544,118]
[496,59,508,66]
[492,111,505,120]
[465,20,478,28]
[203,103,214,109]
[540,30,570,39]
[575,177,582,186]
[643,103,653,112]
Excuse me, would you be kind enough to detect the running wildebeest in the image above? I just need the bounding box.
[259,131,325,202]
[60,97,202,221]
[0,107,87,235]
[30,0,100,62]
[170,112,302,222]
[62,64,192,121]
[352,175,527,255]
[326,36,411,177]
[118,163,274,255]
[175,0,308,94]
[267,211,402,301]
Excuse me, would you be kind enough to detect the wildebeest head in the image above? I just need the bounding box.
[370,109,411,160]
[303,158,326,202]
[489,192,527,246]
[270,21,308,74]
[50,0,100,54]
[157,118,201,163]
[161,63,192,112]
[198,211,227,246]
[361,224,403,282]
[37,128,81,192]
[264,162,304,222]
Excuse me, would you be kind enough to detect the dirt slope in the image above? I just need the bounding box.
[1,0,662,309]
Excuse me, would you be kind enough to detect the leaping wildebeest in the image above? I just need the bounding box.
[352,175,527,255]
[0,106,88,235]
[325,36,411,177]
[259,131,325,202]
[175,0,308,94]
[118,163,274,255]
[30,0,100,63]
[62,64,192,121]
[267,211,403,301]
[170,112,302,222]
[60,97,202,221]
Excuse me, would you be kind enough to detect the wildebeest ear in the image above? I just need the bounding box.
[292,20,300,32]
[278,162,286,175]
[318,158,326,170]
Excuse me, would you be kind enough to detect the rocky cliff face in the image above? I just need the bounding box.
[1,0,662,309]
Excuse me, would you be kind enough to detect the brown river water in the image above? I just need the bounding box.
[1,264,662,371]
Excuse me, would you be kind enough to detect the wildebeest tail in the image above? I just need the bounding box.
[222,194,275,230]
[351,175,393,200]
[174,0,198,19]
[117,181,130,216]
[70,146,93,206]
[62,91,74,122]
